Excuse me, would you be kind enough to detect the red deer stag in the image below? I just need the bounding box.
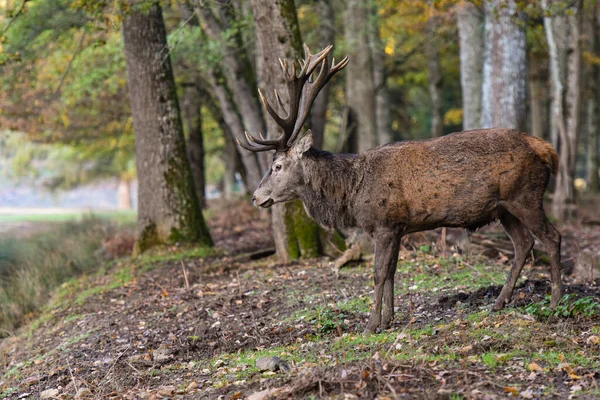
[240,45,562,333]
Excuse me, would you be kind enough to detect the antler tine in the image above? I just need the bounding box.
[236,137,277,153]
[274,89,287,117]
[241,45,348,153]
[287,49,349,147]
[244,129,285,146]
[299,43,333,78]
[258,89,288,130]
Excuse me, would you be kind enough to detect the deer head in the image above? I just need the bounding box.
[238,44,348,208]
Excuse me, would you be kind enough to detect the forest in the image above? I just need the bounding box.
[1,0,600,398]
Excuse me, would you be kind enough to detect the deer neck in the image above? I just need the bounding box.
[297,148,359,230]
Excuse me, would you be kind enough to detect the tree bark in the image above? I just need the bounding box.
[543,0,582,219]
[123,2,212,254]
[309,0,335,150]
[345,0,378,153]
[206,71,263,191]
[456,0,484,130]
[181,84,207,208]
[589,5,600,192]
[195,3,268,173]
[117,178,132,210]
[250,0,326,263]
[528,52,547,138]
[426,4,444,137]
[370,1,393,145]
[481,0,527,131]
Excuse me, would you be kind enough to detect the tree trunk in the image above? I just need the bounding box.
[309,0,335,150]
[345,0,378,153]
[370,1,393,145]
[426,4,444,137]
[195,4,268,172]
[589,5,600,192]
[181,84,207,209]
[123,3,212,254]
[117,178,132,210]
[543,0,582,219]
[456,0,484,130]
[250,0,326,263]
[528,52,547,138]
[481,0,527,131]
[206,71,263,191]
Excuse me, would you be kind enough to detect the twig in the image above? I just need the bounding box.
[236,270,243,301]
[100,344,131,386]
[0,0,29,37]
[55,29,86,95]
[66,358,80,399]
[180,260,190,292]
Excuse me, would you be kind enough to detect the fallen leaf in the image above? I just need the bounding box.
[504,386,519,396]
[528,362,542,372]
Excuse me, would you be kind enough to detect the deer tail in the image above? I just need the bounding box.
[526,136,559,175]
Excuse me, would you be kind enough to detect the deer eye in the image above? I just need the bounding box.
[274,164,282,172]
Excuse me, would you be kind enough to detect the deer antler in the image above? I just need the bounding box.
[238,44,349,153]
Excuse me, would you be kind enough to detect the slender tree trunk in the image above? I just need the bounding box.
[589,5,600,192]
[310,0,335,150]
[117,178,132,210]
[426,4,444,137]
[370,1,393,145]
[481,0,527,130]
[250,0,326,262]
[543,0,582,219]
[345,0,378,153]
[456,0,483,130]
[206,71,263,191]
[123,2,212,254]
[181,84,207,208]
[195,4,268,172]
[528,52,547,138]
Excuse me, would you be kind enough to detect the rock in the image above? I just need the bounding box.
[255,356,290,372]
[40,388,59,399]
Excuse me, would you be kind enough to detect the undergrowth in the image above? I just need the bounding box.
[0,218,132,335]
[523,294,600,320]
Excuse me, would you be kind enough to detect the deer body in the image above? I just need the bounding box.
[299,129,553,235]
[241,45,562,333]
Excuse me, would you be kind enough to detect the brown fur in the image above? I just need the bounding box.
[253,128,563,332]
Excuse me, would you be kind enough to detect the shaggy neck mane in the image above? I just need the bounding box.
[297,148,359,229]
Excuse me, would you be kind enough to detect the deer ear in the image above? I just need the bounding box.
[290,130,313,159]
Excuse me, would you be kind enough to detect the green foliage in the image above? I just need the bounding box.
[524,294,600,320]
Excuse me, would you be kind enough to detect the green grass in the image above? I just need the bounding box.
[0,217,133,335]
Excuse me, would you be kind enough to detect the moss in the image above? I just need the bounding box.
[284,200,321,259]
[278,0,303,56]
[133,223,160,257]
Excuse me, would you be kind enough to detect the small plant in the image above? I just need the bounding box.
[308,306,346,333]
[524,294,600,320]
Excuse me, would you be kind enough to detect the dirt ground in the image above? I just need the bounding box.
[1,201,600,399]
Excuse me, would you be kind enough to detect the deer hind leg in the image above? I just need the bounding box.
[500,201,563,309]
[493,212,534,311]
[366,231,401,333]
[381,240,401,329]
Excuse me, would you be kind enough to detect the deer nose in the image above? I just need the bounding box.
[252,196,257,205]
